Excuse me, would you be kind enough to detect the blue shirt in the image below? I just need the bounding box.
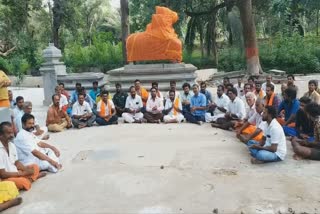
[200,90,212,106]
[190,93,207,116]
[70,90,78,104]
[278,99,300,121]
[89,89,101,102]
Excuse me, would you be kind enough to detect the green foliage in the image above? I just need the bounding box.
[64,32,123,72]
[183,50,216,69]
[217,48,246,71]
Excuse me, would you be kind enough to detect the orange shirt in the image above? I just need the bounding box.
[137,87,149,106]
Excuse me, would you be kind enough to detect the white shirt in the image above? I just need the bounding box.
[213,94,230,115]
[125,95,143,111]
[0,142,18,172]
[227,97,246,120]
[60,94,68,108]
[234,85,244,97]
[164,98,182,116]
[165,91,181,100]
[13,107,23,120]
[246,104,256,120]
[264,119,287,160]
[15,111,39,132]
[262,82,276,92]
[14,129,41,165]
[146,97,164,113]
[97,100,115,116]
[148,91,164,101]
[72,101,92,116]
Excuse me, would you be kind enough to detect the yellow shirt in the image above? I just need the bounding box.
[0,70,10,100]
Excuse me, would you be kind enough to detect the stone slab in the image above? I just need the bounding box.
[57,72,106,90]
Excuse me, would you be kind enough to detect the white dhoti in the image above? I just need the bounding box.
[122,112,144,123]
[36,148,60,173]
[205,113,225,123]
[163,114,184,123]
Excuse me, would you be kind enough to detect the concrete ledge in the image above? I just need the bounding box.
[0,107,11,123]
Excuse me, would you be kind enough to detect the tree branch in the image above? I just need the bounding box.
[185,2,227,17]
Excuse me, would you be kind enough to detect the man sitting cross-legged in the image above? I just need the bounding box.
[277,87,300,128]
[112,83,128,117]
[0,122,46,190]
[237,99,267,143]
[212,88,246,130]
[264,83,280,110]
[163,90,184,123]
[46,94,72,132]
[283,97,314,142]
[291,102,320,161]
[144,87,164,123]
[71,93,96,129]
[96,90,118,126]
[122,86,144,123]
[247,106,287,164]
[184,84,207,125]
[14,114,62,173]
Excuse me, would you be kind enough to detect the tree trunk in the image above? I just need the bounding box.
[120,0,129,63]
[317,10,319,37]
[237,0,262,75]
[52,0,63,48]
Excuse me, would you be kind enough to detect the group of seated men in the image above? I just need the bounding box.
[2,74,320,193]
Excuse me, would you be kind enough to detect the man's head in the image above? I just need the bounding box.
[299,96,311,111]
[305,103,320,121]
[287,74,295,85]
[134,79,141,90]
[101,90,109,102]
[59,82,65,90]
[262,106,277,122]
[226,83,234,91]
[281,83,287,94]
[78,93,85,105]
[200,82,206,92]
[255,81,262,92]
[129,86,136,97]
[265,84,275,97]
[227,88,238,101]
[223,77,230,86]
[80,87,86,95]
[192,84,200,95]
[115,83,122,93]
[75,83,82,92]
[283,87,297,102]
[248,76,255,85]
[52,94,60,107]
[170,80,176,91]
[266,75,272,84]
[16,96,24,109]
[243,83,252,95]
[8,90,13,101]
[23,101,32,114]
[21,113,35,132]
[245,92,256,107]
[308,80,318,93]
[0,122,14,143]
[150,87,157,98]
[217,85,224,97]
[169,90,175,101]
[182,82,191,94]
[152,82,159,90]
[55,85,62,96]
[255,99,264,114]
[237,77,243,85]
[93,81,98,90]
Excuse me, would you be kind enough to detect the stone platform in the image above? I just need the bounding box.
[106,63,197,92]
[57,72,107,90]
[0,107,11,123]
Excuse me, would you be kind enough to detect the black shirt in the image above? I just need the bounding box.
[295,109,314,135]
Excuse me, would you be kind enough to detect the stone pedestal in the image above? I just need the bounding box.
[40,43,67,106]
[0,107,11,123]
[57,72,106,90]
[106,63,197,92]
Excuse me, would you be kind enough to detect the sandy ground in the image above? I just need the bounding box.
[4,75,320,214]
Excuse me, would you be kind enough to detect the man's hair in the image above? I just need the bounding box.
[76,83,82,87]
[134,79,140,83]
[58,82,65,87]
[266,83,275,91]
[23,101,32,109]
[299,96,312,105]
[308,80,318,87]
[52,94,59,101]
[115,83,122,87]
[101,90,109,96]
[305,103,320,118]
[226,83,234,88]
[284,87,297,100]
[245,92,256,100]
[150,87,157,92]
[244,83,252,89]
[169,90,175,95]
[227,88,238,96]
[78,93,85,98]
[16,96,24,103]
[93,81,98,85]
[129,86,135,92]
[152,82,158,86]
[0,122,12,135]
[55,85,60,91]
[255,81,262,86]
[223,77,230,81]
[287,74,295,80]
[248,76,255,82]
[170,80,176,85]
[182,82,191,89]
[200,81,206,87]
[265,106,277,119]
[21,113,35,124]
[217,85,225,91]
[192,84,199,89]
